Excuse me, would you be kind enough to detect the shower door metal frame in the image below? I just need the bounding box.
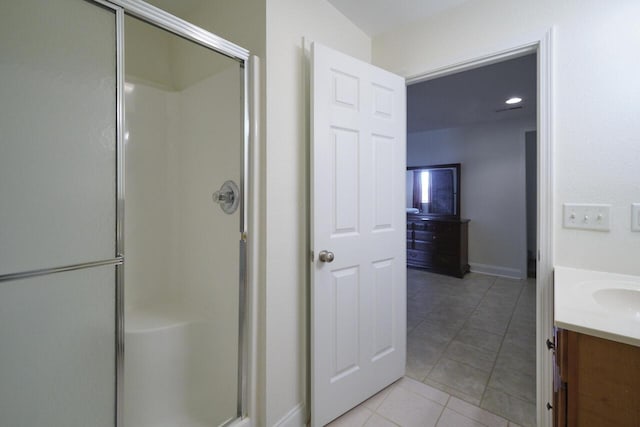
[106,1,253,426]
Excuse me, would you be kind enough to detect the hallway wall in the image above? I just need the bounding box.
[373,0,640,276]
[408,117,536,278]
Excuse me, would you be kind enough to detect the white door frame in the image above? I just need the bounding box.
[405,27,555,427]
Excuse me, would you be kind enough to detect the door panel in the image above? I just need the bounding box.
[332,267,360,380]
[0,0,117,275]
[0,266,116,427]
[0,1,118,426]
[333,128,360,235]
[311,42,406,427]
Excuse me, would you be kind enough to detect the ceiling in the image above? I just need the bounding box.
[143,1,534,133]
[408,54,537,133]
[327,0,470,36]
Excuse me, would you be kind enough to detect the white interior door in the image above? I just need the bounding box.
[311,42,406,427]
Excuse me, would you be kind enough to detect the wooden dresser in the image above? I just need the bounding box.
[406,215,470,278]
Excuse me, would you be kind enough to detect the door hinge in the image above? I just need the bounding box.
[546,338,555,351]
[537,249,541,261]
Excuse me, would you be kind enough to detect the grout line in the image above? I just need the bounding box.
[446,395,511,427]
[426,275,496,376]
[424,377,482,407]
[432,403,447,427]
[479,283,524,396]
[360,407,375,427]
[478,278,528,420]
[408,273,496,386]
[371,410,401,427]
[446,405,505,427]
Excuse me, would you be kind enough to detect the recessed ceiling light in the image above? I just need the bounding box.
[505,97,522,105]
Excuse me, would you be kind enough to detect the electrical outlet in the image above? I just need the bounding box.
[632,203,640,232]
[563,203,611,231]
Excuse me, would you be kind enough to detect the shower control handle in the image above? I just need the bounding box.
[212,180,240,214]
[318,250,334,263]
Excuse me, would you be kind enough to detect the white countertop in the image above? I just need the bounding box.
[554,266,640,347]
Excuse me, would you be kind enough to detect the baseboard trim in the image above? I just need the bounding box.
[273,402,306,427]
[469,262,523,280]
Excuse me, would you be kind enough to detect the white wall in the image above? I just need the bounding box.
[408,117,536,278]
[374,0,640,276]
[264,0,370,424]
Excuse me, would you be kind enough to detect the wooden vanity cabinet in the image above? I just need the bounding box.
[406,215,469,278]
[553,328,640,426]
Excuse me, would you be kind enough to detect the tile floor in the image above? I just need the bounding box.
[327,376,522,427]
[327,269,536,427]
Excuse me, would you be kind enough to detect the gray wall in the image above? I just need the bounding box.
[525,131,537,262]
[408,117,536,278]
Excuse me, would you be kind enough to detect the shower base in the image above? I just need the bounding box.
[123,307,234,427]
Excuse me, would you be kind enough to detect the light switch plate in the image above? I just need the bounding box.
[563,203,611,231]
[632,203,640,231]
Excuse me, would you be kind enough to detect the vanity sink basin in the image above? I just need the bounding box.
[555,267,640,347]
[592,287,640,315]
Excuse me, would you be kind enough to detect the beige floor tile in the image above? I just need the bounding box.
[443,340,498,372]
[447,396,508,427]
[396,376,450,406]
[363,413,398,427]
[436,408,485,427]
[427,358,490,400]
[326,404,373,427]
[488,366,536,403]
[455,326,504,353]
[423,378,482,406]
[480,388,536,427]
[376,386,445,427]
[363,383,394,411]
[407,270,536,425]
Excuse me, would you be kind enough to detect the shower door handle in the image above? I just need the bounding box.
[318,250,334,263]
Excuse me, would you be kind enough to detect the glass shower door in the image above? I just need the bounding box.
[0,0,120,426]
[123,13,244,427]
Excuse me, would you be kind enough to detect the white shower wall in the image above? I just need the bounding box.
[124,62,241,425]
[125,63,240,313]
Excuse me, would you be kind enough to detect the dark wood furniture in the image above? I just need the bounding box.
[553,328,640,426]
[406,215,470,278]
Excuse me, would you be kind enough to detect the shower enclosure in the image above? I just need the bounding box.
[0,1,251,426]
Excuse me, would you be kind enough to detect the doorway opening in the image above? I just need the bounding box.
[404,52,540,427]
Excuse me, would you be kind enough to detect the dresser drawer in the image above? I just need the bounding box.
[415,220,456,233]
[406,216,469,278]
[415,232,456,253]
[414,230,435,242]
[413,239,434,252]
[407,249,432,267]
[413,221,436,232]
